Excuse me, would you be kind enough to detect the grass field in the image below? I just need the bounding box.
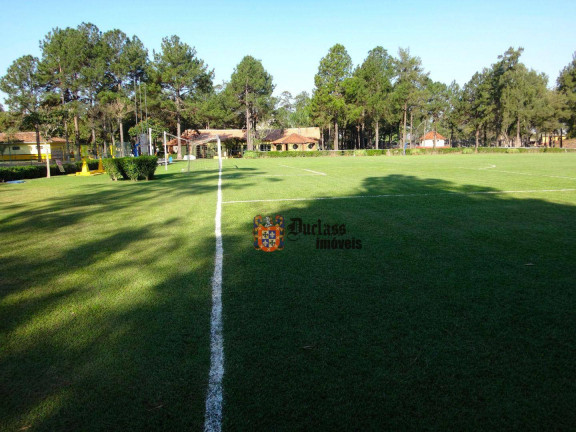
[1,153,576,431]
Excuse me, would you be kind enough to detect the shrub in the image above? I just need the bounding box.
[462,148,474,154]
[505,148,519,153]
[137,156,159,180]
[243,151,260,159]
[0,159,100,182]
[366,149,386,156]
[354,149,367,156]
[102,158,126,181]
[117,156,158,181]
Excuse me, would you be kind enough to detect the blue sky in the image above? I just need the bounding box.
[1,0,575,103]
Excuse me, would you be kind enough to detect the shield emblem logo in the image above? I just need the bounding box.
[254,215,285,252]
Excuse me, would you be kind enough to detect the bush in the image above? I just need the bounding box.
[354,149,367,156]
[0,159,100,182]
[462,148,474,154]
[506,148,519,154]
[366,149,386,156]
[111,156,158,181]
[136,156,159,180]
[102,158,126,181]
[243,151,260,159]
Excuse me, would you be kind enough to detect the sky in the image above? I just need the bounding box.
[1,0,575,104]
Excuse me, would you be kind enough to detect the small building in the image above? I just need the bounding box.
[167,127,321,156]
[418,131,447,148]
[0,132,67,161]
[264,127,320,151]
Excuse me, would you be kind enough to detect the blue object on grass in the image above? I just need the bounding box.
[6,180,26,184]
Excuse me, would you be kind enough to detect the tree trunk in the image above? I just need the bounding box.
[35,124,42,162]
[245,87,253,151]
[334,121,339,151]
[111,130,116,158]
[475,127,480,153]
[402,102,407,149]
[177,116,182,160]
[74,115,80,160]
[516,118,521,147]
[92,127,97,155]
[433,127,437,149]
[375,119,379,150]
[409,110,413,148]
[118,118,125,157]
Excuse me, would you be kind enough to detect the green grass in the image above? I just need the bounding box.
[2,154,576,430]
[0,161,220,431]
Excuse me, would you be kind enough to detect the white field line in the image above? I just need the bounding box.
[204,165,224,432]
[222,188,576,205]
[279,164,327,176]
[462,164,576,180]
[223,173,322,177]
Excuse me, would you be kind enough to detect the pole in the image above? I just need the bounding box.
[163,131,168,171]
[148,128,153,155]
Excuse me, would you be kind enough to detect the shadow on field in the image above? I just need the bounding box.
[220,174,576,431]
[1,167,575,431]
[0,165,268,431]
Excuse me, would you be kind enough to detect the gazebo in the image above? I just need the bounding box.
[271,133,318,152]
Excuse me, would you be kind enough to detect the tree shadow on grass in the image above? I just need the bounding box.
[220,174,576,431]
[2,169,575,431]
[0,166,266,431]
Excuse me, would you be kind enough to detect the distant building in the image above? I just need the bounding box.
[166,127,321,156]
[0,132,67,161]
[418,131,447,148]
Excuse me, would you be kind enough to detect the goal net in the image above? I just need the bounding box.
[160,131,222,174]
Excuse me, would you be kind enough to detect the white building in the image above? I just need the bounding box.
[419,131,447,148]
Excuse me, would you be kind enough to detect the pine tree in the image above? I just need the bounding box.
[226,56,275,151]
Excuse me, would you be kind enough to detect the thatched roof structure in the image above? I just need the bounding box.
[165,127,321,147]
[166,129,247,147]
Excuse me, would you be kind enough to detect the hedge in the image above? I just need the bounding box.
[241,147,576,159]
[102,156,158,181]
[102,158,125,181]
[0,160,99,182]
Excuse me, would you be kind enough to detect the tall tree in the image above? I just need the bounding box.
[39,25,91,158]
[393,48,427,148]
[356,47,394,148]
[557,52,576,138]
[425,80,450,148]
[462,69,494,150]
[312,44,352,150]
[155,35,213,159]
[0,55,44,161]
[226,56,275,150]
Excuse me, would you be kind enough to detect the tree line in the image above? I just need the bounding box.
[1,22,575,161]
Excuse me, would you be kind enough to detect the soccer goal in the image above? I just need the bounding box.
[160,130,222,173]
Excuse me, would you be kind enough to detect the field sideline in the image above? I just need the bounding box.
[1,153,575,431]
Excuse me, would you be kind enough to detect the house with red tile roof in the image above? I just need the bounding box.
[418,131,447,148]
